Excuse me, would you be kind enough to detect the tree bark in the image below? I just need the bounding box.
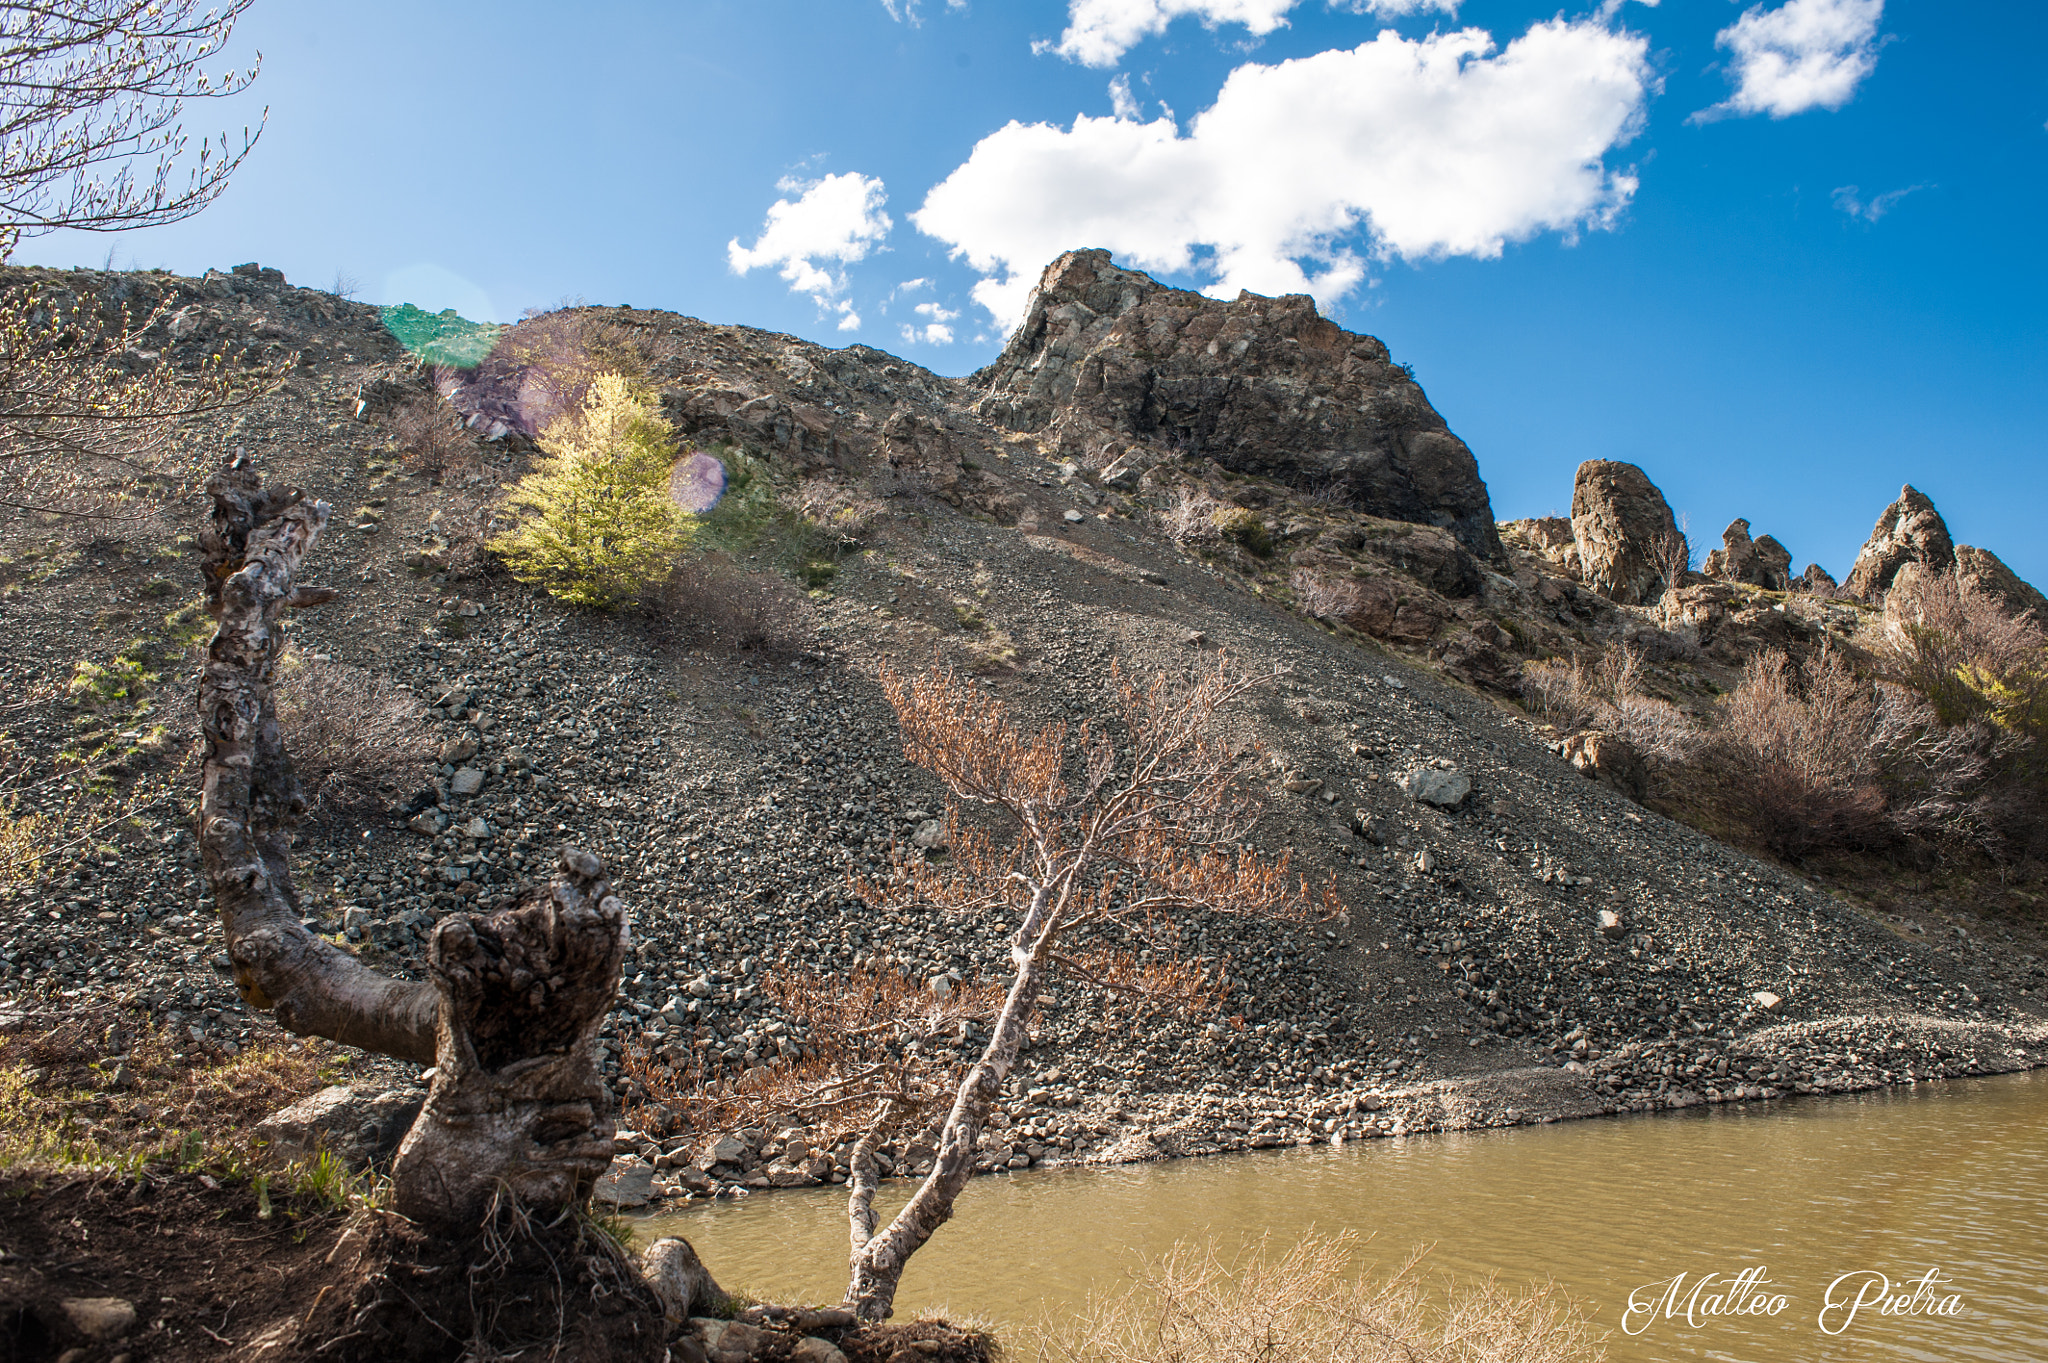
[196,458,627,1230]
[389,847,628,1227]
[844,954,1044,1320]
[198,458,437,1062]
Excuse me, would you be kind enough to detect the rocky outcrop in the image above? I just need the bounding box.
[1500,516,1581,576]
[1796,563,1838,594]
[1569,460,1680,606]
[1843,485,1955,599]
[1702,518,1793,591]
[1955,545,2048,620]
[973,250,1503,561]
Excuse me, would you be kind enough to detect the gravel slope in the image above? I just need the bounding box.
[3,264,2044,1203]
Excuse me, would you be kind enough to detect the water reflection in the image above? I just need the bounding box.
[638,1072,2048,1362]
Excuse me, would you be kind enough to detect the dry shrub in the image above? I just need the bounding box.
[1879,568,2048,740]
[1029,1231,1604,1363]
[620,965,1006,1142]
[642,561,814,659]
[1870,684,2015,850]
[1519,655,1596,729]
[384,393,477,483]
[273,653,428,814]
[1710,643,1888,860]
[1292,567,1361,622]
[1521,644,1699,767]
[1648,518,1693,613]
[1872,574,2048,860]
[1602,693,1697,764]
[792,476,888,550]
[1160,487,1225,548]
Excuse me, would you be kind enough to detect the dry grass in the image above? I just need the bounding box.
[0,1005,362,1172]
[1027,1231,1605,1363]
[273,651,429,814]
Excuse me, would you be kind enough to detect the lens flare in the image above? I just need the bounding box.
[670,452,727,512]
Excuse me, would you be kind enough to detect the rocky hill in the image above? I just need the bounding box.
[2,253,2044,1206]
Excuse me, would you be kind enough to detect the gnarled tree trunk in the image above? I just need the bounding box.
[845,954,1045,1319]
[196,458,625,1229]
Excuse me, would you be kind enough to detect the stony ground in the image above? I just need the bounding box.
[3,263,2045,1218]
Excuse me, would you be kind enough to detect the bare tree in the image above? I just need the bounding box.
[0,283,254,517]
[838,660,1333,1320]
[0,0,268,518]
[1649,514,1693,615]
[0,0,264,255]
[196,459,630,1229]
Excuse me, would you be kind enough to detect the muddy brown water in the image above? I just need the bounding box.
[637,1071,2048,1361]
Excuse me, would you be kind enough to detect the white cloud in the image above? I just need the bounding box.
[835,300,864,331]
[880,0,965,24]
[728,172,892,306]
[1346,0,1460,16]
[1042,0,1298,68]
[919,20,1652,329]
[915,301,960,322]
[1831,182,1925,221]
[901,321,957,345]
[1043,0,1462,68]
[1109,74,1142,119]
[1696,0,1883,121]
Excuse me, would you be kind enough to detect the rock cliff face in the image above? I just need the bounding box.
[1955,545,2048,620]
[972,250,1503,562]
[1568,460,1679,606]
[1843,485,1955,599]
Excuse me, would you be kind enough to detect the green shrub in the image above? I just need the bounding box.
[1211,507,1272,557]
[488,372,695,609]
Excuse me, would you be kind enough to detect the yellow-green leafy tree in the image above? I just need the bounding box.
[489,372,694,608]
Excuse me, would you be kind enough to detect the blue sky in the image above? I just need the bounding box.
[16,0,2046,587]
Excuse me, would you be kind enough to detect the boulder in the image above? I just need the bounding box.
[1569,461,1680,606]
[1358,522,1482,598]
[1560,730,1648,801]
[1752,535,1794,590]
[1842,485,1955,599]
[697,1134,748,1169]
[254,1084,423,1170]
[974,250,1503,560]
[1954,544,2048,620]
[645,1237,727,1326]
[1340,576,1452,643]
[1397,767,1471,808]
[594,1155,656,1207]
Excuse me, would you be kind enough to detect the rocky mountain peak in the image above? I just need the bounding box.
[1843,484,1955,599]
[971,249,1503,562]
